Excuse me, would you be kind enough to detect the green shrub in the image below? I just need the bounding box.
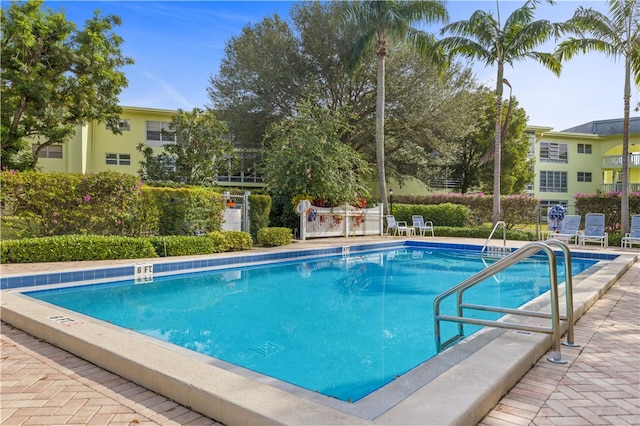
[0,235,157,263]
[248,194,272,241]
[501,195,539,229]
[257,227,293,247]
[393,203,470,227]
[433,226,536,241]
[575,192,640,230]
[0,170,144,236]
[149,235,219,257]
[207,231,230,252]
[144,187,225,236]
[393,193,540,227]
[223,231,253,251]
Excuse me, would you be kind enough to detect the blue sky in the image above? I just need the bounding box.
[42,1,638,131]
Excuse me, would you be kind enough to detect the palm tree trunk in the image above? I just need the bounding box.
[376,51,389,214]
[492,67,504,224]
[620,57,631,235]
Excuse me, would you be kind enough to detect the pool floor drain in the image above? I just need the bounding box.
[252,342,284,357]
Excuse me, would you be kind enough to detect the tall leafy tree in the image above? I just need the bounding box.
[137,108,233,186]
[263,102,372,227]
[1,0,134,170]
[438,0,561,223]
[446,89,534,194]
[341,0,448,214]
[556,0,640,234]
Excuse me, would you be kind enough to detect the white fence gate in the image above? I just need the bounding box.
[298,204,383,240]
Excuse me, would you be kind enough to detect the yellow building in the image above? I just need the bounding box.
[527,117,640,211]
[33,107,640,205]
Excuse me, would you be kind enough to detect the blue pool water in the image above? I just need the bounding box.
[27,247,597,402]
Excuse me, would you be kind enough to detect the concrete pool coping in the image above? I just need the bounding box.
[1,237,637,425]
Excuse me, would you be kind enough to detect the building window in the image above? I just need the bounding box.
[577,143,592,154]
[527,132,535,159]
[540,142,568,163]
[106,153,131,166]
[146,121,175,146]
[577,172,592,182]
[106,119,131,131]
[33,144,63,159]
[540,171,567,192]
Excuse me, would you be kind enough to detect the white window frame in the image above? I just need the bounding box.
[577,143,592,154]
[577,171,592,182]
[540,142,568,163]
[540,171,568,193]
[146,121,176,147]
[106,153,131,166]
[33,144,63,159]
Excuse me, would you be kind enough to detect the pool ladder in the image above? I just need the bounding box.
[481,221,507,256]
[433,240,579,364]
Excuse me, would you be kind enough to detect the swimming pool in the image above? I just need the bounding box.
[2,239,633,424]
[23,245,597,403]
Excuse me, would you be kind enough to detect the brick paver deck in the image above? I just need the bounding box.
[480,260,640,426]
[0,323,221,425]
[2,258,638,425]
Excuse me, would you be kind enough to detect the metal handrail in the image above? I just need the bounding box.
[481,221,507,255]
[433,241,575,364]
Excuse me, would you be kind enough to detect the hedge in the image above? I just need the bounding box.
[0,235,157,263]
[393,203,470,227]
[257,227,293,247]
[392,193,539,228]
[574,192,640,230]
[248,194,272,241]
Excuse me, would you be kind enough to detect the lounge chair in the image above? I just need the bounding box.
[385,215,413,237]
[621,214,640,249]
[412,215,434,237]
[578,213,608,248]
[547,214,580,245]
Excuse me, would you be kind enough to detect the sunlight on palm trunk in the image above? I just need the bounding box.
[438,1,561,224]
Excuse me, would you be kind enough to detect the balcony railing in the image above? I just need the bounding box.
[601,183,640,193]
[602,153,640,168]
[217,173,264,186]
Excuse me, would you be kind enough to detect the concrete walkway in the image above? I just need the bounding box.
[1,240,638,425]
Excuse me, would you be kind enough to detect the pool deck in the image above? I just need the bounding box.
[1,236,638,425]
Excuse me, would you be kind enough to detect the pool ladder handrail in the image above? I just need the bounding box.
[433,240,579,364]
[481,221,507,256]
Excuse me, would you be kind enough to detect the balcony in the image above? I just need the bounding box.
[217,173,264,187]
[601,183,640,193]
[602,153,640,168]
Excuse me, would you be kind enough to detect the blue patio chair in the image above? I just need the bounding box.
[578,213,608,248]
[621,214,640,249]
[547,214,581,246]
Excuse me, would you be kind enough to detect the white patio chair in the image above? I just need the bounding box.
[412,215,434,237]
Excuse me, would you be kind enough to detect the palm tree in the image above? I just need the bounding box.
[556,0,640,235]
[438,1,561,223]
[341,0,448,214]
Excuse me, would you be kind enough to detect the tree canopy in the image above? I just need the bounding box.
[1,0,134,170]
[438,0,562,222]
[137,108,233,186]
[208,1,498,194]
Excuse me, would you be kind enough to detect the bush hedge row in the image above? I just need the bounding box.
[0,231,255,263]
[392,203,470,227]
[574,192,640,230]
[393,193,539,228]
